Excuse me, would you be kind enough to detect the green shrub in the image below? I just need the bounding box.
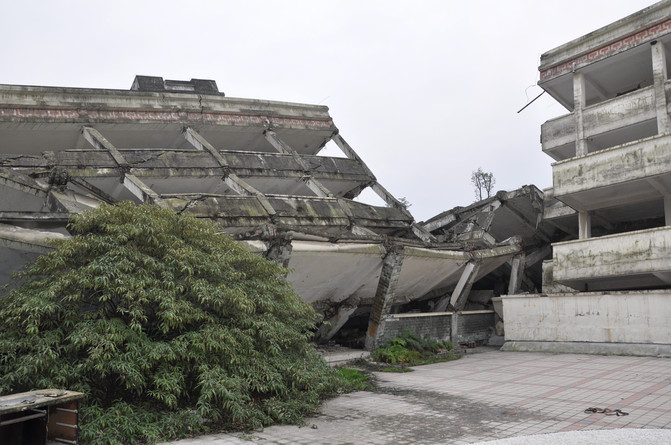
[372,331,455,366]
[0,202,344,444]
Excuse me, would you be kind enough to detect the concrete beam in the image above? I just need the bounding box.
[69,177,116,204]
[47,190,98,213]
[185,127,277,216]
[422,213,457,233]
[0,223,68,254]
[332,132,414,219]
[264,130,333,198]
[524,244,552,268]
[411,223,437,244]
[0,169,48,197]
[81,126,128,168]
[365,247,405,350]
[123,174,160,204]
[502,202,550,242]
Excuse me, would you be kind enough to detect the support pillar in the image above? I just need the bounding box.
[449,261,481,311]
[573,71,588,156]
[508,253,526,295]
[433,261,481,313]
[652,41,670,134]
[364,247,405,351]
[578,211,591,239]
[451,312,459,344]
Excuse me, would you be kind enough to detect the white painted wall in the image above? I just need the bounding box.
[501,291,671,344]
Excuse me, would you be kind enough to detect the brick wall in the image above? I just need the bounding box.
[377,311,495,346]
[456,311,495,343]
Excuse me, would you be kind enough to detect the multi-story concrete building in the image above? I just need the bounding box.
[0,75,533,349]
[499,0,671,356]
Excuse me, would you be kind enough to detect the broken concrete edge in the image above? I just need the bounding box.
[421,185,542,226]
[0,223,69,253]
[0,83,332,123]
[501,340,671,358]
[420,185,548,246]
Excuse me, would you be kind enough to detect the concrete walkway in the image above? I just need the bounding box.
[164,349,671,444]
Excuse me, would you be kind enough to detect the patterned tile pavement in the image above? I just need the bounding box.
[164,349,671,444]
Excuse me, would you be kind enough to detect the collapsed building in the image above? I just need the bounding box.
[0,76,551,349]
[498,0,671,356]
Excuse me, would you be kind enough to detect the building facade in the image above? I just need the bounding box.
[499,0,671,356]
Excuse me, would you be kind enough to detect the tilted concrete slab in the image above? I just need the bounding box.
[421,186,555,294]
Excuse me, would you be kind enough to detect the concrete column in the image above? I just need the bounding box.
[432,261,482,313]
[578,211,591,239]
[449,261,481,311]
[665,196,671,226]
[450,312,459,344]
[508,253,526,295]
[432,260,480,312]
[652,41,670,134]
[364,247,405,350]
[573,71,588,156]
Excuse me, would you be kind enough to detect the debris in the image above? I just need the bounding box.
[584,407,629,416]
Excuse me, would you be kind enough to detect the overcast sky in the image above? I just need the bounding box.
[1,0,658,221]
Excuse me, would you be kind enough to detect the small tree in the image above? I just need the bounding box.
[398,196,412,209]
[471,168,496,201]
[0,202,343,444]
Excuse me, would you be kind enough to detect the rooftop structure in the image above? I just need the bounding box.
[499,0,671,356]
[0,75,533,349]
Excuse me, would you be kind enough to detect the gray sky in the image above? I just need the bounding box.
[1,0,657,221]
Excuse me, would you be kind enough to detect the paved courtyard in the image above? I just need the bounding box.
[165,349,671,444]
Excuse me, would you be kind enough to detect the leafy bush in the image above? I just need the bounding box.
[372,331,454,366]
[0,202,344,444]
